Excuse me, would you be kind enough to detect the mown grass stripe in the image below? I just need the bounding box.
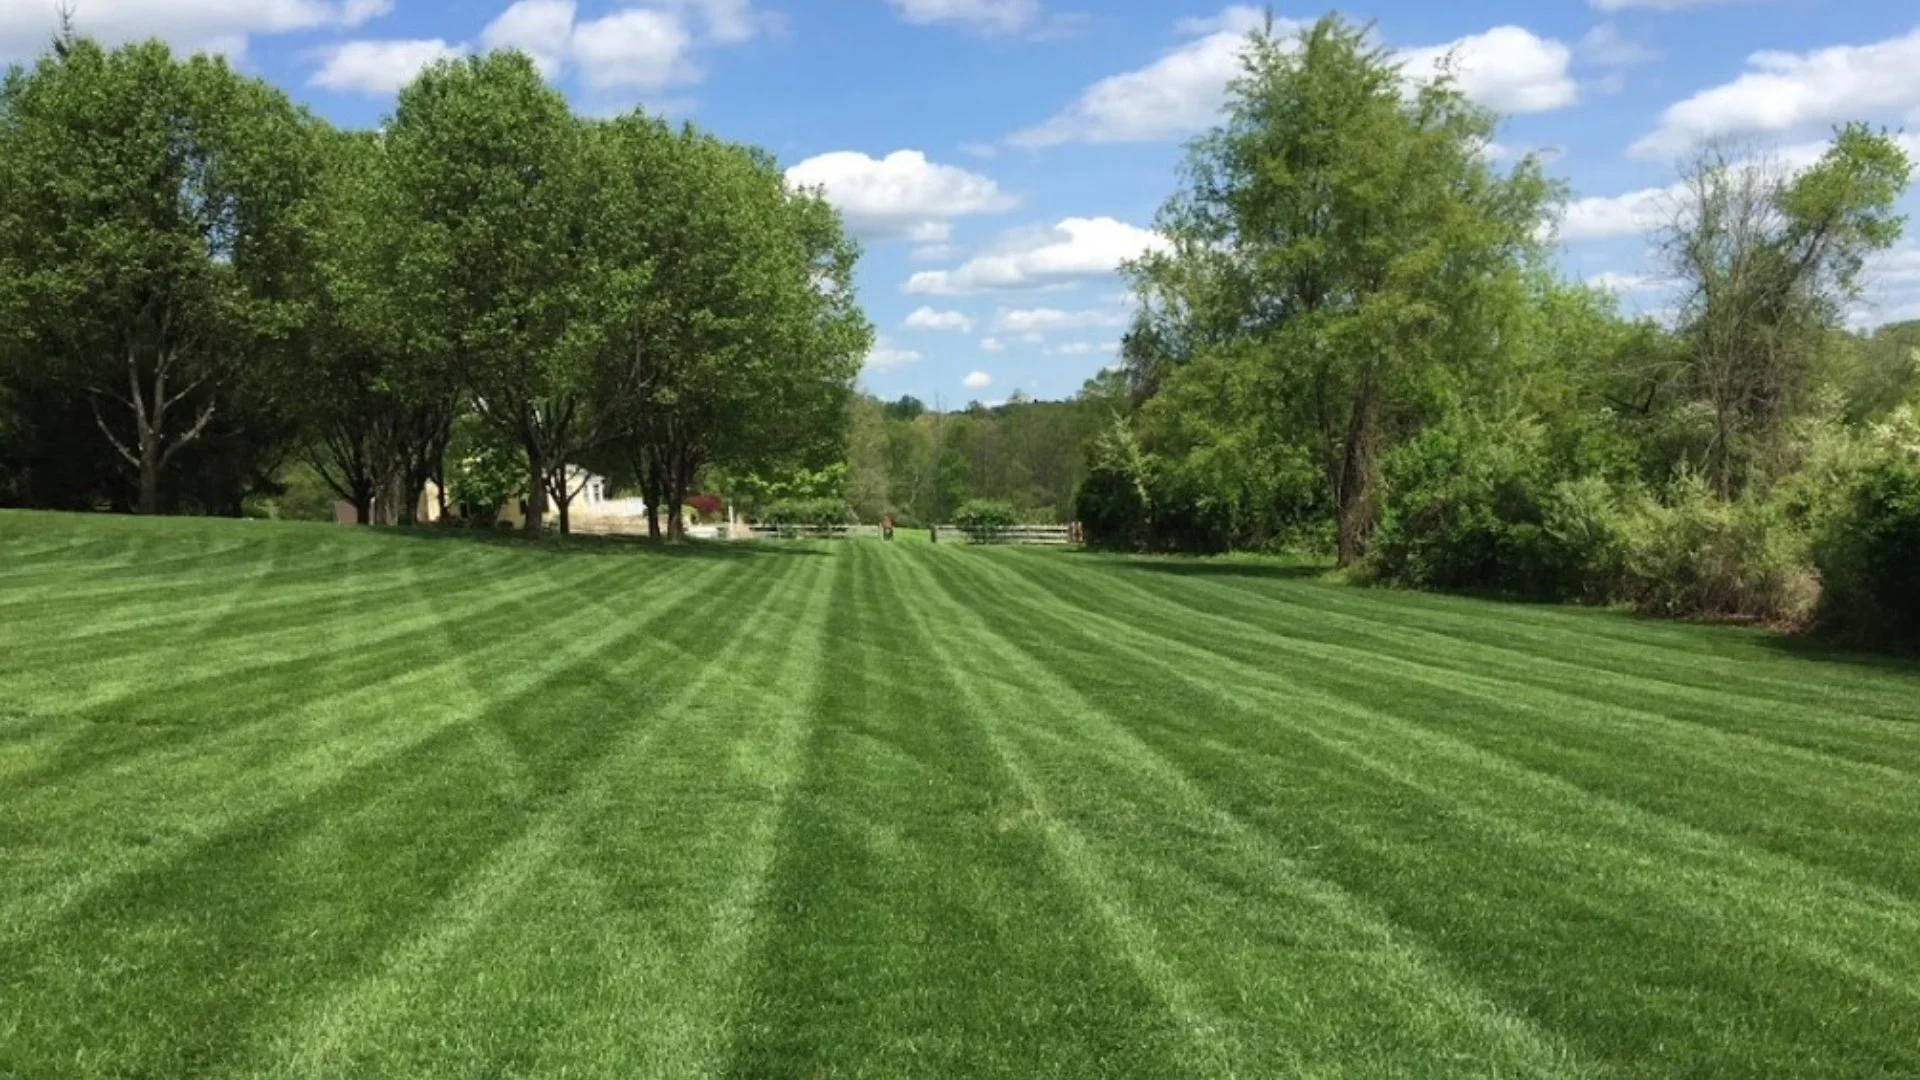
[6,513,1920,1078]
[213,551,831,1079]
[981,552,1920,902]
[0,554,745,944]
[939,548,1920,1075]
[888,544,1593,1078]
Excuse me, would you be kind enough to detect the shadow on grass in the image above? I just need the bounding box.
[1753,632,1920,677]
[381,526,826,559]
[1088,553,1334,583]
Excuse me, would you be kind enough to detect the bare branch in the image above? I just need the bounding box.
[90,399,141,468]
[159,400,217,467]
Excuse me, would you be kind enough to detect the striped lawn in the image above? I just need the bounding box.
[3,511,1919,1078]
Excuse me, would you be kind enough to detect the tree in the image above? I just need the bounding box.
[1126,16,1555,562]
[0,39,321,514]
[300,128,462,525]
[1664,126,1911,496]
[386,52,594,534]
[631,128,869,541]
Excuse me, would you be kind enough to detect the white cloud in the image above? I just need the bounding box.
[657,0,779,45]
[1633,28,1920,159]
[1587,271,1663,295]
[865,337,924,373]
[469,0,769,94]
[1050,340,1121,356]
[885,0,1040,35]
[480,0,575,78]
[0,0,389,62]
[1872,244,1920,290]
[1013,14,1576,147]
[980,337,1007,353]
[905,307,975,332]
[1578,23,1655,69]
[1009,9,1290,147]
[1558,183,1681,241]
[963,370,995,389]
[990,306,1128,334]
[1398,27,1578,114]
[310,38,463,94]
[784,150,1015,241]
[1854,243,1920,328]
[1173,6,1268,36]
[570,8,697,91]
[913,244,959,262]
[906,216,1169,295]
[1557,132,1920,242]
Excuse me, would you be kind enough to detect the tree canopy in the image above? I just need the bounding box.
[0,34,871,530]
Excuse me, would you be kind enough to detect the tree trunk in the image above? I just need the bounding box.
[643,454,664,541]
[666,472,686,543]
[1334,388,1377,568]
[524,444,547,533]
[137,435,161,516]
[666,449,697,544]
[353,490,374,526]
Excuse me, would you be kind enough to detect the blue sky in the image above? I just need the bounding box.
[4,0,1918,403]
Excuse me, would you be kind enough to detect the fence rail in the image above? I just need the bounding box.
[563,518,1083,546]
[739,522,1081,545]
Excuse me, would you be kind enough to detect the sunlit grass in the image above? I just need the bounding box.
[3,511,1918,1077]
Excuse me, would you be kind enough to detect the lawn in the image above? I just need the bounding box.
[3,511,1919,1078]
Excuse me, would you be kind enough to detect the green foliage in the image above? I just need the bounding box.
[1814,408,1920,651]
[1116,14,1555,562]
[1370,415,1555,596]
[1663,127,1912,496]
[447,428,528,519]
[246,463,343,522]
[1076,420,1154,549]
[0,37,322,513]
[760,497,851,527]
[950,499,1017,540]
[844,393,1109,527]
[1368,414,1630,602]
[1620,476,1816,624]
[1537,477,1634,605]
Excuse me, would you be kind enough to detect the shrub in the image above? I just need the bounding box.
[1076,421,1153,549]
[1620,475,1816,624]
[1813,419,1920,651]
[1372,415,1552,597]
[1536,476,1633,603]
[761,498,851,528]
[951,499,1018,541]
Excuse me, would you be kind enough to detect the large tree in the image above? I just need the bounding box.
[0,39,321,514]
[386,52,595,534]
[1663,126,1910,496]
[301,128,461,525]
[627,128,869,541]
[1126,16,1555,562]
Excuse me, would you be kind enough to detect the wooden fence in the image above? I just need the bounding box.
[739,523,1081,546]
[563,518,1083,546]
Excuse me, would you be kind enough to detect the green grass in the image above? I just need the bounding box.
[4,511,1920,1078]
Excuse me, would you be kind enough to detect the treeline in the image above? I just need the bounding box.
[0,34,870,538]
[839,390,1116,526]
[1076,17,1920,651]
